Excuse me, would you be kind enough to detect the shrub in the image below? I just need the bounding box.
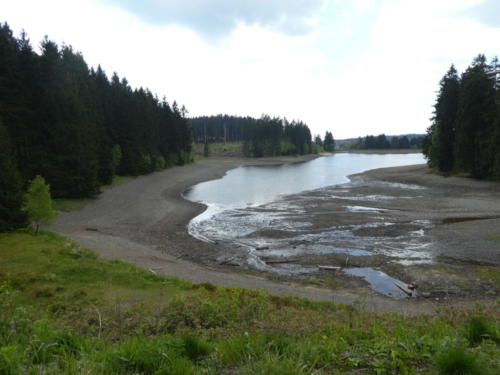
[465,316,497,346]
[435,346,486,375]
[182,335,212,361]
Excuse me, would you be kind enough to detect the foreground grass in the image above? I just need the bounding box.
[0,231,499,374]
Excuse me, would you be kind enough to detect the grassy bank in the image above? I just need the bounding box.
[0,231,498,374]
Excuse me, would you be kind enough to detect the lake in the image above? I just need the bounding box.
[184,153,426,226]
[183,152,427,298]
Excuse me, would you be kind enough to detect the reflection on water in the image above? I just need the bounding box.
[343,268,414,298]
[185,153,426,214]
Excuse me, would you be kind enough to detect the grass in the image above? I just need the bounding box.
[194,142,244,158]
[435,346,487,375]
[53,175,135,212]
[0,231,499,374]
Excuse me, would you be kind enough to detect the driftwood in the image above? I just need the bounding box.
[85,227,99,232]
[318,266,341,271]
[256,246,269,250]
[219,257,235,265]
[264,259,299,264]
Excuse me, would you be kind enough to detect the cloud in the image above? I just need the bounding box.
[462,0,500,27]
[100,0,326,38]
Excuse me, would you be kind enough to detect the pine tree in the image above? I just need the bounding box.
[428,65,460,172]
[0,124,26,232]
[22,175,58,234]
[324,131,335,152]
[455,55,497,178]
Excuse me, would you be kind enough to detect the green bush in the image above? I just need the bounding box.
[182,335,212,361]
[465,316,497,346]
[435,346,486,375]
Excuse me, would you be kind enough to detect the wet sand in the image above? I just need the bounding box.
[52,156,500,311]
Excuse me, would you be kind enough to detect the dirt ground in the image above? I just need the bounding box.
[52,156,500,312]
[237,164,500,300]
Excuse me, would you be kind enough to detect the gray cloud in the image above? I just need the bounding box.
[463,0,500,27]
[101,0,325,37]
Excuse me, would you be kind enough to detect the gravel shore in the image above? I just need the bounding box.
[52,155,500,312]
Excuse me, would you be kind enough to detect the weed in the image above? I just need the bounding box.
[485,234,500,241]
[156,357,196,375]
[435,346,486,375]
[107,337,171,373]
[0,345,23,375]
[182,335,212,361]
[465,316,497,345]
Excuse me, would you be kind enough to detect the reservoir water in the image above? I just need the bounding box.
[183,153,427,298]
[184,153,426,226]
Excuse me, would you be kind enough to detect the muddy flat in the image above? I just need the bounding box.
[52,156,500,312]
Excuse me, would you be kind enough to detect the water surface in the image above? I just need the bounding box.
[183,153,428,297]
[185,153,425,225]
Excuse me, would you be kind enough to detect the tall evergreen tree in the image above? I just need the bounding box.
[323,131,335,152]
[0,124,26,232]
[427,65,460,172]
[0,23,194,199]
[454,55,497,178]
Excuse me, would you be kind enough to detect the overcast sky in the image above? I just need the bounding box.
[1,0,499,138]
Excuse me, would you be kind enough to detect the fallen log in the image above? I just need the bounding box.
[264,259,299,264]
[318,266,341,271]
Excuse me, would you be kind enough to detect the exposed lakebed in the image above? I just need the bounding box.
[184,153,428,298]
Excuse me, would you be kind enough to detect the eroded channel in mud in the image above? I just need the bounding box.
[184,154,428,298]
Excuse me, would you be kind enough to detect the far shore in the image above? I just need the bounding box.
[52,153,499,313]
[336,149,422,154]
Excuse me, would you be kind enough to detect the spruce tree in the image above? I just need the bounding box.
[324,131,335,152]
[429,65,460,172]
[0,125,26,232]
[455,55,497,178]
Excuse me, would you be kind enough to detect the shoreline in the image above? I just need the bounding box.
[52,154,499,312]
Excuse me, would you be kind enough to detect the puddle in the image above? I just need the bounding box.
[331,194,395,202]
[344,205,387,213]
[343,268,414,298]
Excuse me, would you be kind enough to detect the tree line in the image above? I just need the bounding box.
[345,134,423,150]
[0,23,193,231]
[191,114,324,157]
[424,55,500,179]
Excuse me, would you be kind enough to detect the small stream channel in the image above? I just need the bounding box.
[183,153,427,298]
